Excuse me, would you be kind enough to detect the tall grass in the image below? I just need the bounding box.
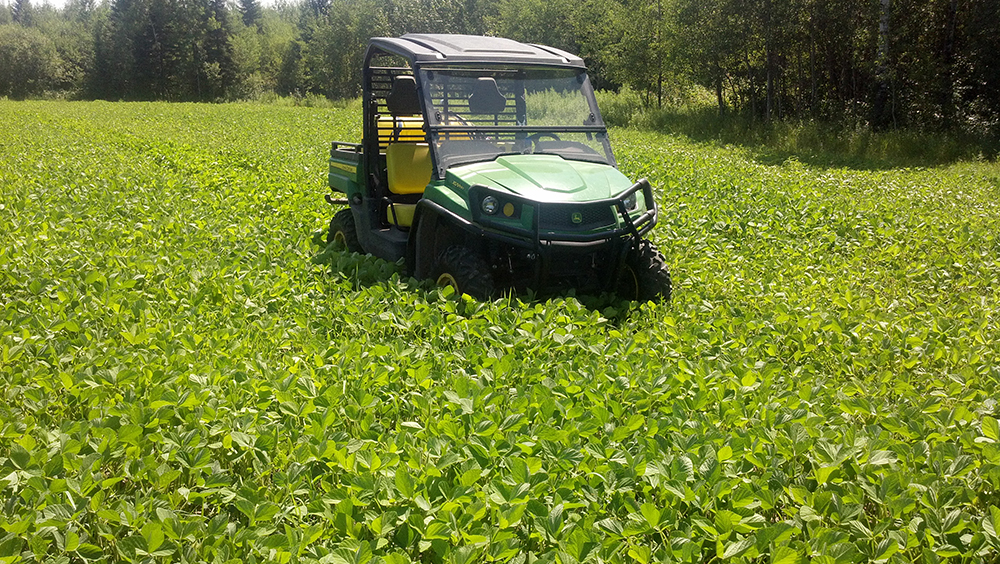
[597,89,1000,169]
[243,91,361,109]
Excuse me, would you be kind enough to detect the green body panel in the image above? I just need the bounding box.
[424,179,472,219]
[328,150,362,199]
[450,155,633,203]
[418,155,645,236]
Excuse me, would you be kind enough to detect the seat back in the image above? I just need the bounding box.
[386,75,422,115]
[376,116,425,149]
[468,77,507,115]
[386,143,432,195]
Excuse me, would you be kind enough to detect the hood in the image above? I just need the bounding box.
[449,155,633,203]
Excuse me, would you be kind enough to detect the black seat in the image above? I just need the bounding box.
[386,75,422,115]
[468,77,507,115]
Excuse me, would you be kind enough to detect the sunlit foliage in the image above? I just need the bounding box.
[1,101,999,563]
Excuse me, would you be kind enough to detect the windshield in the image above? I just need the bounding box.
[419,65,614,173]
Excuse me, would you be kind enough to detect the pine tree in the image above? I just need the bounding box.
[12,0,32,25]
[204,0,237,99]
[239,0,261,27]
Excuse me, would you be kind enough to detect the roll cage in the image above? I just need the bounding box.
[361,34,614,184]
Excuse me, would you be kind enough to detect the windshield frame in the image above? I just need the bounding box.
[414,63,615,177]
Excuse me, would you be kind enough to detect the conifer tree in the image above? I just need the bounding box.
[12,0,32,25]
[239,0,261,27]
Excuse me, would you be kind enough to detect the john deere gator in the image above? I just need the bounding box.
[326,34,671,301]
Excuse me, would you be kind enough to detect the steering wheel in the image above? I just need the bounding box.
[521,132,562,153]
[526,132,562,144]
[439,111,486,141]
[441,111,473,126]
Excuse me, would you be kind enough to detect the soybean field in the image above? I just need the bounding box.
[1,101,999,563]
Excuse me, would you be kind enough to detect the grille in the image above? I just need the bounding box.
[538,203,616,232]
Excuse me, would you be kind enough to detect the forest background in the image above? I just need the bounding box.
[1,0,999,135]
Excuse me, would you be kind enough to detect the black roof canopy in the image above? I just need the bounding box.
[366,34,585,68]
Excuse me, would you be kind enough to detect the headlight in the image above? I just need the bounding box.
[623,192,637,211]
[482,195,499,215]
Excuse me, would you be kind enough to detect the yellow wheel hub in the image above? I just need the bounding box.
[436,272,459,292]
[332,230,346,248]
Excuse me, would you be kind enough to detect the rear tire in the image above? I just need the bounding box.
[619,240,672,302]
[327,209,361,253]
[434,246,495,299]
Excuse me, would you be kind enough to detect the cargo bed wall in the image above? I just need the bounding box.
[329,142,362,196]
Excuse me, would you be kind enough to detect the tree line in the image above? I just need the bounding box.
[2,0,998,131]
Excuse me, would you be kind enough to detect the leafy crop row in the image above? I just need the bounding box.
[1,101,999,563]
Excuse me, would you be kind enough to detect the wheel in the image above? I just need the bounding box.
[327,208,361,252]
[618,240,672,302]
[433,246,495,299]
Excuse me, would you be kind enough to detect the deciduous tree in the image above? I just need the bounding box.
[0,24,60,97]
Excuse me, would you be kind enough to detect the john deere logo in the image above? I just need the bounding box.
[571,212,583,224]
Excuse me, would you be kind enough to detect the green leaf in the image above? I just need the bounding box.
[982,416,999,442]
[65,531,80,552]
[75,543,103,560]
[0,535,25,558]
[815,465,837,485]
[395,468,414,498]
[595,518,624,538]
[723,536,755,559]
[640,503,660,529]
[771,546,803,564]
[382,553,409,564]
[692,518,720,538]
[255,502,281,522]
[1,517,31,536]
[756,523,797,550]
[934,544,961,557]
[544,503,564,538]
[799,505,822,523]
[142,522,164,552]
[230,431,255,449]
[867,450,897,466]
[235,498,256,520]
[424,521,450,540]
[9,445,30,470]
[873,539,898,562]
[983,505,1000,538]
[628,545,651,564]
[459,468,482,487]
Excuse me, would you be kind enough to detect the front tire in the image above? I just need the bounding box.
[327,208,361,253]
[433,246,495,299]
[619,240,672,303]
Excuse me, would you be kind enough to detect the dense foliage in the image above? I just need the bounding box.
[2,0,1000,132]
[2,101,999,562]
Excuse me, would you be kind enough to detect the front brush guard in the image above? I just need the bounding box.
[410,179,657,292]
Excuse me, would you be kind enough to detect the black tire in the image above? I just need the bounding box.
[327,209,361,252]
[433,246,495,299]
[619,240,672,302]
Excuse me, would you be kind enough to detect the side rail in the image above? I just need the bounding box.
[331,141,362,154]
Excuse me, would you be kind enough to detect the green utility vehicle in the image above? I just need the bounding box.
[326,34,671,300]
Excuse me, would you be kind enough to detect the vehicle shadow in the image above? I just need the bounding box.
[311,229,644,322]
